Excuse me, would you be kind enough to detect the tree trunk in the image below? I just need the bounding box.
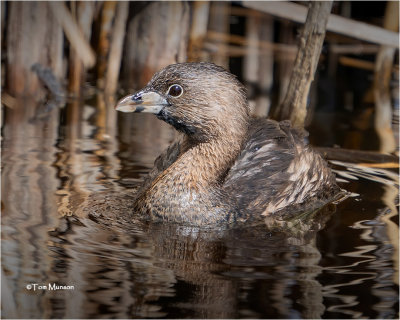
[277,1,333,127]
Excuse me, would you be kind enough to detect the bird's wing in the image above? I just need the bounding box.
[224,119,338,216]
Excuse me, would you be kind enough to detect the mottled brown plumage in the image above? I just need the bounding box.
[116,62,340,227]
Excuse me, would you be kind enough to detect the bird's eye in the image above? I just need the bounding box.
[167,84,183,97]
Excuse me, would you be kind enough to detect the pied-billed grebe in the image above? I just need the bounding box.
[116,62,340,226]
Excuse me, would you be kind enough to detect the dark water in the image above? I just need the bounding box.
[2,98,399,319]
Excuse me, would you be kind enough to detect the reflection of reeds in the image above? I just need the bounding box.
[330,159,399,287]
[379,185,399,286]
[2,99,60,318]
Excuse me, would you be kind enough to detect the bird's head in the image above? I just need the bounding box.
[115,62,250,142]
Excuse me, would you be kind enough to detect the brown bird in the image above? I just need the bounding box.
[116,62,341,227]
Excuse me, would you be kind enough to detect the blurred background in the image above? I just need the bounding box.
[1,1,399,152]
[1,1,399,319]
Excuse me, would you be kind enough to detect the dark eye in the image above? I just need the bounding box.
[167,84,183,97]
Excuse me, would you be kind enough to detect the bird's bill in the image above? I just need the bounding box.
[115,91,168,114]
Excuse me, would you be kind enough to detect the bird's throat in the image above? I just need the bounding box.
[157,109,197,137]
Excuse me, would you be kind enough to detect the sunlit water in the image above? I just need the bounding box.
[2,99,399,319]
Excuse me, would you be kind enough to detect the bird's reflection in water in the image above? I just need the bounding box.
[46,193,337,319]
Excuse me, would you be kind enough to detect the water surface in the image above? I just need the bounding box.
[2,97,399,319]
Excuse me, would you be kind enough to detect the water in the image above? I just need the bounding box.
[2,97,399,319]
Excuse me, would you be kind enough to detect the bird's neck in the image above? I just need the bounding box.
[171,135,244,185]
[134,128,247,224]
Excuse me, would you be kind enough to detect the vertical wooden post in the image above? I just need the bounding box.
[6,2,64,100]
[68,2,95,95]
[256,16,274,117]
[122,2,190,89]
[97,1,117,89]
[373,1,398,154]
[6,1,40,97]
[104,1,129,96]
[208,2,230,69]
[188,1,210,62]
[243,13,273,117]
[1,1,5,41]
[275,21,295,113]
[244,13,260,113]
[278,1,333,127]
[68,2,82,96]
[102,2,129,156]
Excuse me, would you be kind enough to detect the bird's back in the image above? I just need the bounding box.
[223,119,340,217]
